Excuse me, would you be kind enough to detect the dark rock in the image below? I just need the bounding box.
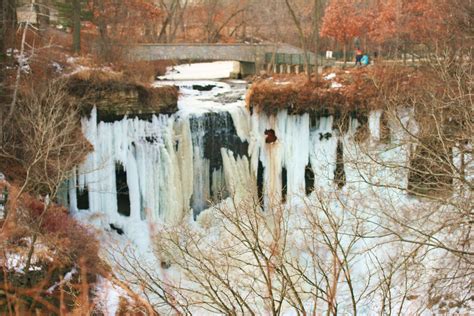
[68,77,179,122]
[116,164,130,217]
[264,129,277,143]
[192,84,216,91]
[334,139,346,189]
[305,163,315,195]
[109,223,124,235]
[319,132,332,141]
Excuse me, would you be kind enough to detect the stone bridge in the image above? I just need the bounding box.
[127,43,328,76]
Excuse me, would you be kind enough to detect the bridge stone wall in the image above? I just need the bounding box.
[128,43,262,62]
[126,43,322,75]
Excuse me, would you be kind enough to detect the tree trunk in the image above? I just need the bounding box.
[313,0,320,81]
[395,0,401,61]
[343,41,347,65]
[72,0,81,54]
[284,0,311,81]
[169,0,188,43]
[23,232,38,285]
[94,0,110,60]
[6,22,27,124]
[402,44,407,65]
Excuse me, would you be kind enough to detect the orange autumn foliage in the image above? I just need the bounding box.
[89,0,163,43]
[320,0,364,43]
[320,0,471,53]
[368,0,447,46]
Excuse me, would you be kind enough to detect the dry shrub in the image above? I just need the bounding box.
[72,68,124,82]
[368,64,431,105]
[3,80,92,196]
[5,26,76,84]
[0,189,104,315]
[117,60,173,84]
[23,197,101,270]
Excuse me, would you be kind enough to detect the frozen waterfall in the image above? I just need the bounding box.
[67,81,398,255]
[69,107,392,221]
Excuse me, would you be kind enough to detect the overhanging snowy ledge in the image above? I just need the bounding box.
[67,72,179,122]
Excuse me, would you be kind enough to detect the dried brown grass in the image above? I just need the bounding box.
[247,66,423,115]
[72,68,124,82]
[118,60,173,84]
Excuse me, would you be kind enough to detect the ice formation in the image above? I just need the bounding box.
[68,67,416,314]
[69,90,395,246]
[70,75,439,314]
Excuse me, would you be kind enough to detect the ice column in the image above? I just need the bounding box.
[190,117,211,215]
[282,113,310,204]
[309,116,338,190]
[369,110,382,142]
[221,148,254,202]
[71,108,193,228]
[249,110,311,206]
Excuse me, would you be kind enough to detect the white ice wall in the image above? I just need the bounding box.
[71,105,406,252]
[69,108,195,253]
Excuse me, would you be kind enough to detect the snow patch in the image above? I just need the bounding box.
[324,72,336,80]
[158,61,239,80]
[46,267,77,294]
[330,81,343,89]
[94,276,129,316]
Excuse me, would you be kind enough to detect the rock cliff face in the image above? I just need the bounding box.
[68,77,178,121]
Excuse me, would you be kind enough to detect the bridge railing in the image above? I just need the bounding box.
[264,52,327,66]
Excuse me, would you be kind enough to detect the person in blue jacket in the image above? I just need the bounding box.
[361,54,370,66]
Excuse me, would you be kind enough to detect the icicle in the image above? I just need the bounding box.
[221,149,254,202]
[369,110,382,142]
[249,110,311,206]
[259,112,284,207]
[211,168,226,200]
[282,113,310,204]
[174,118,194,217]
[190,116,211,216]
[68,169,78,213]
[228,105,251,142]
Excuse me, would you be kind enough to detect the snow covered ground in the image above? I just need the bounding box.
[157,61,239,80]
[154,79,247,116]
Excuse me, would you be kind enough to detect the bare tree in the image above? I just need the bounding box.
[1,80,91,283]
[200,0,249,43]
[284,0,312,81]
[107,185,373,315]
[72,0,81,54]
[157,0,189,43]
[353,50,473,312]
